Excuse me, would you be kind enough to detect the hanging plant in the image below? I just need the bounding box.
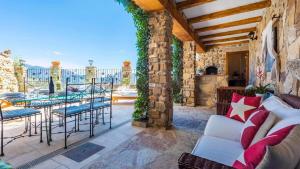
[172,36,183,103]
[115,0,150,121]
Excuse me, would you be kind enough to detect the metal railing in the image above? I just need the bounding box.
[26,68,136,87]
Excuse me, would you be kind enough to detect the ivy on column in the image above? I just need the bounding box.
[172,36,183,103]
[115,0,150,120]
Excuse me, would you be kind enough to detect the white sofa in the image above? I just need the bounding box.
[191,95,300,167]
[192,115,244,166]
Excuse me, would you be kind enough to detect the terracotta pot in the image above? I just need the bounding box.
[132,120,148,128]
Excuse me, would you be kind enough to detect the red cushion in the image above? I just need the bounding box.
[233,125,295,169]
[226,93,261,122]
[240,107,270,149]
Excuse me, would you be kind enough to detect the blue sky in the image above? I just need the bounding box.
[0,0,137,69]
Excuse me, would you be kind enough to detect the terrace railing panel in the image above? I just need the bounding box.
[26,68,136,89]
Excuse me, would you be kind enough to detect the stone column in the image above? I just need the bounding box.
[0,50,18,93]
[50,61,62,91]
[182,41,196,106]
[148,10,173,128]
[85,60,96,83]
[14,60,26,92]
[122,60,132,86]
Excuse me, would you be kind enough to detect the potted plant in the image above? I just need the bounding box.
[131,98,148,128]
[254,83,271,97]
[254,67,272,98]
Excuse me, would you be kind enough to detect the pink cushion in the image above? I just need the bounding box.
[226,93,262,122]
[233,125,295,169]
[240,107,270,149]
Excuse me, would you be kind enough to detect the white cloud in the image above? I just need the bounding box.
[52,51,63,56]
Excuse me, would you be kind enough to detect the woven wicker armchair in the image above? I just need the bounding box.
[217,87,255,116]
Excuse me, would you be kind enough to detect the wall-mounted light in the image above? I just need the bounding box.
[272,14,281,20]
[248,31,257,40]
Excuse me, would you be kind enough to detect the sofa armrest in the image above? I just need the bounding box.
[204,115,243,142]
[178,152,234,169]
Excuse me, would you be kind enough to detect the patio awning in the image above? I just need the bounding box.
[133,0,271,52]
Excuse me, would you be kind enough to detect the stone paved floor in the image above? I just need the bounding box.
[1,104,134,168]
[30,105,214,169]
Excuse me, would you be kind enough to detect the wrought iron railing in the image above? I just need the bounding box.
[26,68,136,87]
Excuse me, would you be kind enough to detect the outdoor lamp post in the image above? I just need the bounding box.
[88,59,94,66]
[19,59,25,66]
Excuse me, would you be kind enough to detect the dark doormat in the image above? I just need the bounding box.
[62,142,105,162]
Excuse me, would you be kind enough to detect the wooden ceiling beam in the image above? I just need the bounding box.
[157,0,206,52]
[188,0,271,24]
[195,16,262,33]
[203,35,249,44]
[206,40,249,48]
[199,27,256,40]
[176,0,215,10]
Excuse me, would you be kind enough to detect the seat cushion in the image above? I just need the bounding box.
[192,135,243,166]
[2,108,40,119]
[81,102,110,109]
[261,95,300,119]
[204,115,243,142]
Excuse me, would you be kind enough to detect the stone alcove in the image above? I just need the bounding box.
[205,66,218,75]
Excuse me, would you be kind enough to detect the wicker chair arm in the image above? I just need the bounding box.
[178,152,234,169]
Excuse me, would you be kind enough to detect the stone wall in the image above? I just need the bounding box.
[195,44,248,107]
[182,41,196,106]
[0,50,18,93]
[197,43,249,75]
[197,75,227,107]
[248,0,300,95]
[14,60,26,92]
[148,10,173,128]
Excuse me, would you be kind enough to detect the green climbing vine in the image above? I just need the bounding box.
[115,0,150,120]
[172,36,183,103]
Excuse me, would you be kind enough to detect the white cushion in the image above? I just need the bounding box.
[204,115,243,142]
[192,135,243,166]
[261,96,300,119]
[268,116,300,135]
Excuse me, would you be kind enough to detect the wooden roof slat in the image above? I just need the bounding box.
[157,0,206,52]
[195,16,262,33]
[188,0,271,24]
[203,35,249,44]
[206,40,249,48]
[177,0,215,10]
[199,27,256,39]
